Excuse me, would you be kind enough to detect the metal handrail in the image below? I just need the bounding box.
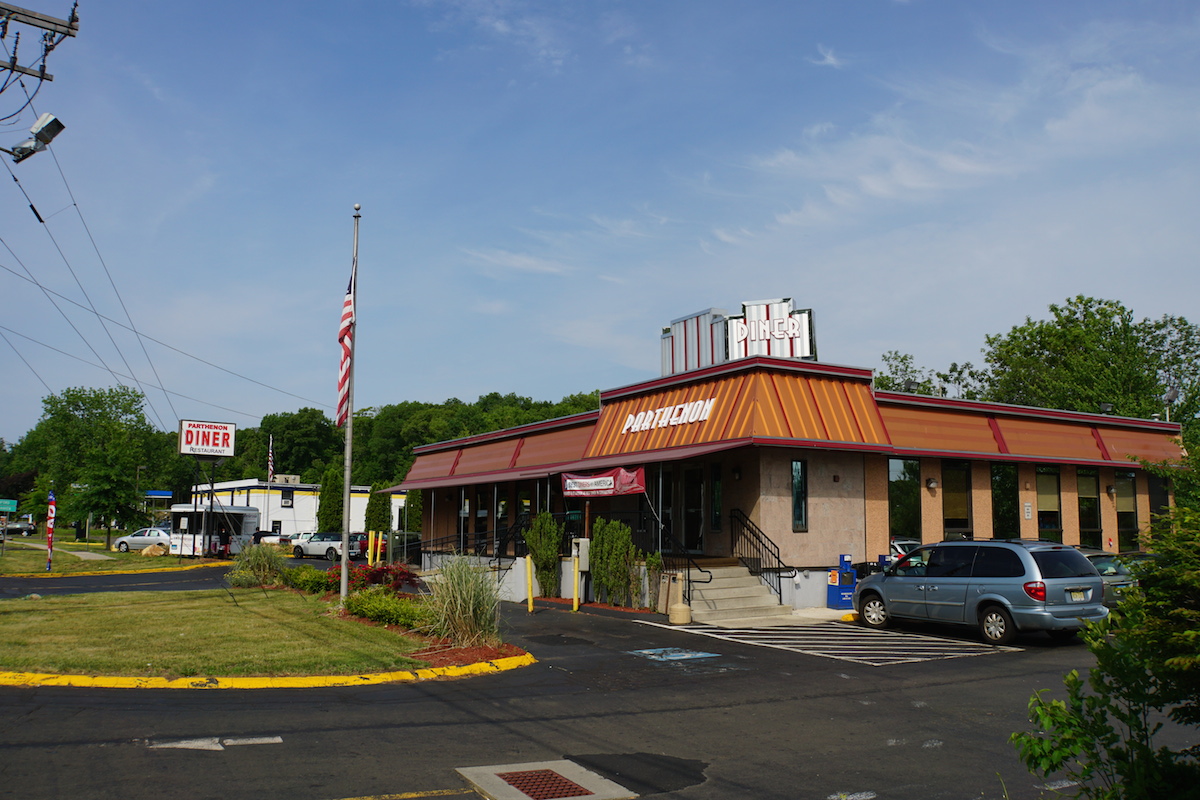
[730,509,795,600]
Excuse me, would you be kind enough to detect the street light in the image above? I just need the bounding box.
[2,113,65,163]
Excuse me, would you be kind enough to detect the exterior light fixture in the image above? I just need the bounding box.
[1099,403,1114,414]
[4,113,65,163]
[926,478,939,490]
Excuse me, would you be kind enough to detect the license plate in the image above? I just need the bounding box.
[1069,590,1086,602]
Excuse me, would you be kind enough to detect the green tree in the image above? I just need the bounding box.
[316,465,344,533]
[1011,507,1200,797]
[364,480,392,534]
[983,297,1164,418]
[400,488,423,533]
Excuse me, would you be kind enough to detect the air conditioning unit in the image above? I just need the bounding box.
[281,498,293,508]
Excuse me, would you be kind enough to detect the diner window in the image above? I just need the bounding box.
[1077,468,1101,550]
[792,460,808,532]
[888,458,921,541]
[990,463,1019,539]
[1115,471,1138,551]
[942,460,972,540]
[1036,467,1062,542]
[710,464,723,531]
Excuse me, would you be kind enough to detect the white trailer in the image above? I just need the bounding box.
[169,503,260,558]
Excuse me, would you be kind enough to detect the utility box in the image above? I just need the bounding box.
[571,538,590,572]
[826,554,856,610]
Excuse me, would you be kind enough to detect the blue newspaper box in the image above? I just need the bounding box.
[826,554,857,610]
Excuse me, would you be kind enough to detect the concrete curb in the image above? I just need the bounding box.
[0,652,538,690]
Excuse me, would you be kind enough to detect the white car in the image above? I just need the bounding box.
[291,532,363,561]
[113,527,172,552]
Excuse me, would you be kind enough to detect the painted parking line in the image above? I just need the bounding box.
[637,621,1019,666]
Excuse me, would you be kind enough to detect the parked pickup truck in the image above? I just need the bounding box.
[291,532,363,561]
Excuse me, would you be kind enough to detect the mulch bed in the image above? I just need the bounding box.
[334,606,528,668]
[535,596,658,614]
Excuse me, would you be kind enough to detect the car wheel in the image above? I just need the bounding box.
[293,546,304,559]
[1047,629,1077,643]
[979,605,1017,645]
[117,542,130,552]
[326,548,338,561]
[859,593,890,629]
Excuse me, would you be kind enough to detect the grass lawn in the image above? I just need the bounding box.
[0,540,216,574]
[0,589,428,677]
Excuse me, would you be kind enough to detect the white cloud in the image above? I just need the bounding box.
[462,247,569,274]
[809,44,844,69]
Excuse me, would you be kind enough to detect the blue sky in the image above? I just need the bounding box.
[2,1,1198,443]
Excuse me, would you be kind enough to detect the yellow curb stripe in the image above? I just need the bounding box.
[4,562,226,578]
[335,790,471,799]
[0,653,537,690]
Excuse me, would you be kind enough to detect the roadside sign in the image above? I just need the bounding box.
[0,499,16,513]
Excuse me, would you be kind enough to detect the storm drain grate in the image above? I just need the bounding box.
[496,769,595,799]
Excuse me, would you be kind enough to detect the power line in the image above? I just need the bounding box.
[0,322,270,422]
[0,258,334,411]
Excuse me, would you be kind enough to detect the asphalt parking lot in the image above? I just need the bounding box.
[2,566,1189,800]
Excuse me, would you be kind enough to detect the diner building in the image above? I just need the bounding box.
[396,300,1183,608]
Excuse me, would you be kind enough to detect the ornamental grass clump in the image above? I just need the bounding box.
[226,544,287,588]
[427,557,500,647]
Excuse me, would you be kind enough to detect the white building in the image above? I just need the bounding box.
[189,475,407,537]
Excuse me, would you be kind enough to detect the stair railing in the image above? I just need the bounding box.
[730,509,795,600]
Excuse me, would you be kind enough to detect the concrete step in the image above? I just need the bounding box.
[690,593,781,612]
[691,601,789,621]
[691,584,775,601]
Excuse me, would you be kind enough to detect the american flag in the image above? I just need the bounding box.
[45,490,56,572]
[336,270,355,427]
[267,434,274,483]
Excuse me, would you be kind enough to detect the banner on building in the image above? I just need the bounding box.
[562,467,646,497]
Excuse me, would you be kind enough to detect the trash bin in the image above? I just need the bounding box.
[826,554,857,610]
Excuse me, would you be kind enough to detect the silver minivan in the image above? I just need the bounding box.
[853,540,1108,644]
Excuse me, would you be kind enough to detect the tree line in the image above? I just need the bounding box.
[0,389,601,532]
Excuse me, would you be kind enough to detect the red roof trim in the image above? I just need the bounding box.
[988,417,1010,454]
[1091,427,1113,461]
[602,357,873,402]
[876,391,1180,433]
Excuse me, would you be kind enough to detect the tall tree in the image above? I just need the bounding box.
[983,296,1165,418]
[316,464,343,533]
[363,480,392,534]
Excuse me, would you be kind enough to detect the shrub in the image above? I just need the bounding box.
[344,585,432,628]
[591,518,640,607]
[524,512,563,597]
[427,557,500,647]
[226,544,287,587]
[282,564,338,594]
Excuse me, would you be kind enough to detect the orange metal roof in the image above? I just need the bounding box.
[397,361,1185,491]
[585,369,889,458]
[994,417,1107,462]
[1097,427,1185,465]
[880,406,1003,456]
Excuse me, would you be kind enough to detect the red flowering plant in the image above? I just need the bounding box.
[329,562,420,594]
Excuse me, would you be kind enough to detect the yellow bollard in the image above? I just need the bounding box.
[526,554,534,613]
[572,555,580,612]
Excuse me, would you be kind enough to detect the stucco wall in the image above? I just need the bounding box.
[753,448,866,567]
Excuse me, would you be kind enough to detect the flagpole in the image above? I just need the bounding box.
[340,203,360,602]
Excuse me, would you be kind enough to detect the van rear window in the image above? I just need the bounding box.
[1033,549,1097,579]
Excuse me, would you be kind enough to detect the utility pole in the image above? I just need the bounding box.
[0,2,78,82]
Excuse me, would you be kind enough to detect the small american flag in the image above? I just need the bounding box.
[336,270,355,427]
[267,434,274,483]
[46,490,56,572]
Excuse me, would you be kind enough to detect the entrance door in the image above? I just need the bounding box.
[683,468,704,552]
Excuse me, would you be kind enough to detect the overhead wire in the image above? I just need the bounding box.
[1,82,170,431]
[0,327,51,393]
[0,258,333,410]
[0,323,267,421]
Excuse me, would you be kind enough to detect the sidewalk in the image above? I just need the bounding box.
[12,541,115,561]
